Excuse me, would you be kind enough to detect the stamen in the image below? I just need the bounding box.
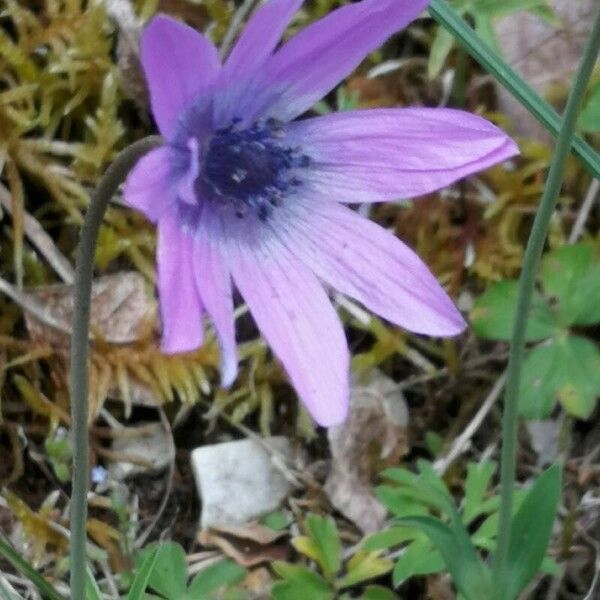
[201,118,311,221]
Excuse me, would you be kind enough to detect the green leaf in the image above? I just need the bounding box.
[392,539,445,586]
[128,547,161,600]
[363,527,416,551]
[463,461,496,524]
[337,551,393,590]
[85,568,103,600]
[541,244,600,325]
[380,463,457,518]
[260,511,291,531]
[304,514,342,579]
[271,563,333,600]
[471,280,558,341]
[0,536,66,600]
[360,585,399,600]
[187,559,245,598]
[519,335,600,419]
[428,27,455,79]
[271,581,332,600]
[501,465,562,600]
[396,517,492,600]
[375,486,429,519]
[136,542,187,600]
[579,79,600,133]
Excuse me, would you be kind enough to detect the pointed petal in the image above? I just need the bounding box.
[276,199,466,336]
[289,108,519,202]
[227,231,349,426]
[123,146,188,222]
[141,15,220,138]
[256,0,428,121]
[193,211,237,387]
[157,214,204,353]
[224,0,302,78]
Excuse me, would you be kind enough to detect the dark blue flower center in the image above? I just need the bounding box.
[202,118,311,221]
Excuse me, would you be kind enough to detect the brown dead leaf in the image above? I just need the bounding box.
[198,522,288,567]
[24,272,157,347]
[325,372,409,534]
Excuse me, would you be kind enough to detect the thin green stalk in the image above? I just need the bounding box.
[492,10,600,597]
[69,136,161,599]
[429,0,600,179]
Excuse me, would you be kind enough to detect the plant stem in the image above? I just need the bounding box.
[429,0,600,179]
[491,10,600,597]
[69,136,161,599]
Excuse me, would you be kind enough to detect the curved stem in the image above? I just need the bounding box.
[429,0,600,179]
[492,10,600,597]
[69,136,161,599]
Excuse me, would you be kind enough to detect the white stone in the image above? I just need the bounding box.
[191,437,293,529]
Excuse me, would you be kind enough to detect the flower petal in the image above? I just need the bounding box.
[254,0,428,121]
[157,214,204,353]
[123,146,188,222]
[276,199,466,336]
[193,210,238,387]
[141,15,220,138]
[224,0,302,78]
[288,108,519,202]
[227,229,349,426]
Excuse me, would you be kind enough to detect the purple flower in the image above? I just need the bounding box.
[124,0,518,426]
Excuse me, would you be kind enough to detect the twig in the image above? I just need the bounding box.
[434,373,506,474]
[568,177,599,244]
[0,182,74,284]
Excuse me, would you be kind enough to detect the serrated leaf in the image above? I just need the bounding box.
[501,465,562,600]
[187,559,245,598]
[396,517,492,600]
[380,464,456,517]
[463,461,496,524]
[304,514,342,579]
[519,335,600,419]
[471,280,558,341]
[392,539,445,586]
[375,486,430,519]
[337,551,393,590]
[541,244,600,326]
[136,542,187,600]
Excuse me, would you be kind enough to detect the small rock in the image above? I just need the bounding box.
[191,437,293,529]
[109,422,172,480]
[526,419,560,467]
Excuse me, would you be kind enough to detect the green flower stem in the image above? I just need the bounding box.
[429,0,600,179]
[492,9,600,597]
[69,136,161,599]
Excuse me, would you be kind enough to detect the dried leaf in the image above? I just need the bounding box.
[325,372,409,534]
[199,523,288,567]
[24,272,157,346]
